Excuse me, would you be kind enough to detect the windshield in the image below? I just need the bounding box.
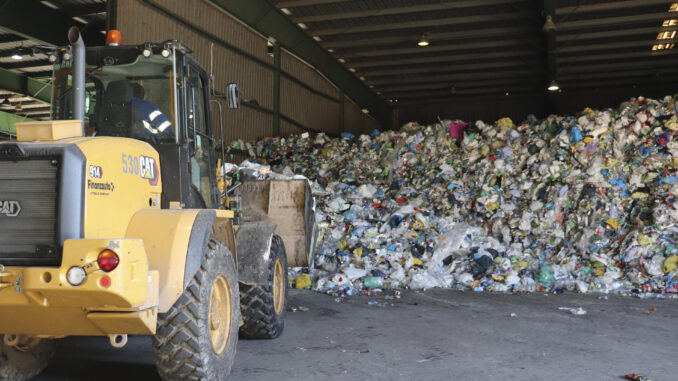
[53,54,176,142]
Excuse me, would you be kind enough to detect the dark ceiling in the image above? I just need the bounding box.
[0,0,106,121]
[267,0,678,106]
[1,0,678,122]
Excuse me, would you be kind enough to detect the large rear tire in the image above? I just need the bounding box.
[239,235,288,339]
[153,239,239,381]
[0,336,56,381]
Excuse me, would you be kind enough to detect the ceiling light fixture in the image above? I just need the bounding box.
[10,51,22,60]
[653,4,678,51]
[280,8,292,15]
[417,34,429,47]
[543,15,556,32]
[39,0,59,9]
[72,16,88,24]
[547,80,560,91]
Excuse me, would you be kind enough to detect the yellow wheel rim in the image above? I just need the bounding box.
[273,258,285,315]
[208,275,231,355]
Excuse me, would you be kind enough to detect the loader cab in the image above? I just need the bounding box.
[52,41,236,209]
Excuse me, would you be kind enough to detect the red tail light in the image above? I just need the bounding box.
[98,249,119,272]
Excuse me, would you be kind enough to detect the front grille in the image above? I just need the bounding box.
[0,159,60,266]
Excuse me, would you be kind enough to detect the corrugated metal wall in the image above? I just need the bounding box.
[344,98,382,135]
[116,0,384,146]
[280,51,341,135]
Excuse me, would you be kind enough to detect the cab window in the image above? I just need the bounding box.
[186,65,215,207]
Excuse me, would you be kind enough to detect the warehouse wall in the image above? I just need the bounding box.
[115,0,382,146]
[394,95,546,127]
[280,52,340,136]
[394,83,678,127]
[345,99,383,135]
[556,84,678,116]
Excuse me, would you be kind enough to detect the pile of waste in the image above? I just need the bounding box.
[227,95,678,297]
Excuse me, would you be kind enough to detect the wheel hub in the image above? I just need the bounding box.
[273,258,285,315]
[208,275,231,355]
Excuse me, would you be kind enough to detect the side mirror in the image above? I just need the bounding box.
[226,83,240,109]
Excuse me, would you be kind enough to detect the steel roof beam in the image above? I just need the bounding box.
[17,70,53,79]
[0,98,46,106]
[7,105,50,111]
[559,67,678,81]
[275,0,353,8]
[382,78,544,97]
[0,0,102,46]
[558,26,673,43]
[321,26,533,49]
[558,58,678,74]
[340,38,539,59]
[64,3,107,17]
[558,13,671,31]
[310,11,537,36]
[558,38,678,53]
[366,69,542,86]
[0,60,52,70]
[292,0,532,23]
[555,0,673,16]
[0,34,25,44]
[15,110,51,116]
[0,67,52,103]
[559,49,678,63]
[373,70,544,88]
[352,50,538,69]
[362,60,542,78]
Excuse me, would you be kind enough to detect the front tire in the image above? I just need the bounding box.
[239,235,288,339]
[153,239,240,381]
[0,336,56,381]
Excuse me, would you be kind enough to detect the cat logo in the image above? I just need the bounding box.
[140,155,159,186]
[0,200,21,217]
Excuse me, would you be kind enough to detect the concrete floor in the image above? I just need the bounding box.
[36,289,674,381]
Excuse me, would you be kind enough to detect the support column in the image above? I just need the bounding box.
[543,0,558,115]
[106,0,118,31]
[273,43,281,136]
[339,91,345,133]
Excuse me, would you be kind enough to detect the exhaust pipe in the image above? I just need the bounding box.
[68,26,85,135]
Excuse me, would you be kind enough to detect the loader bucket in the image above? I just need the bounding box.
[235,180,317,268]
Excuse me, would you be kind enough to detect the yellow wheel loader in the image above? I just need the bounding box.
[0,28,314,381]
